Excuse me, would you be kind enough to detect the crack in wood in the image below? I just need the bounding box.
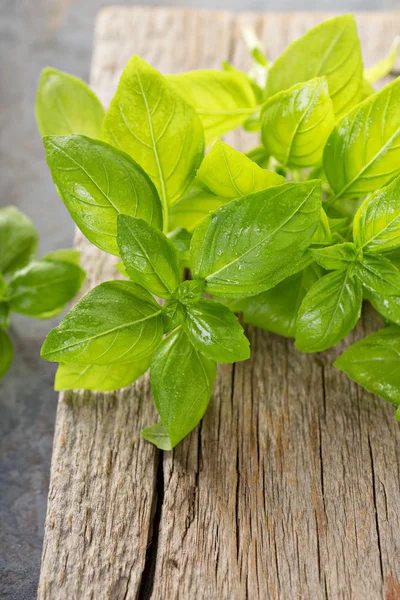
[368,433,384,583]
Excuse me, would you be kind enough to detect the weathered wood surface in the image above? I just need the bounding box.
[38,9,400,600]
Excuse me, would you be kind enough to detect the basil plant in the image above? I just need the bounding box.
[36,14,400,448]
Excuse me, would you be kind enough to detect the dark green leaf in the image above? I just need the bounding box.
[41,281,163,364]
[7,259,85,317]
[334,325,400,407]
[44,135,162,255]
[0,302,10,329]
[0,206,38,276]
[184,299,250,363]
[296,270,362,352]
[0,329,13,378]
[191,180,321,298]
[150,328,217,448]
[117,215,181,298]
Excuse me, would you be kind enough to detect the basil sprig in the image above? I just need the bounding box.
[35,15,400,448]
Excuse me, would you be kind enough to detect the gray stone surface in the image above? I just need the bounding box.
[0,1,397,599]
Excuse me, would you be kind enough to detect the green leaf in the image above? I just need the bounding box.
[173,279,206,305]
[354,253,400,296]
[167,228,192,268]
[35,67,104,137]
[150,328,217,448]
[42,249,81,265]
[169,182,227,232]
[311,242,357,271]
[167,69,258,145]
[7,259,85,317]
[0,206,38,276]
[311,209,332,246]
[117,215,181,298]
[191,180,321,298]
[240,264,321,338]
[197,141,284,198]
[103,55,204,229]
[161,299,186,333]
[184,299,250,363]
[41,280,163,364]
[0,274,6,298]
[55,356,150,391]
[295,269,362,352]
[364,36,400,84]
[141,422,172,451]
[245,145,270,168]
[0,329,13,379]
[353,176,400,253]
[261,78,334,168]
[334,325,400,407]
[266,15,363,118]
[324,78,400,201]
[366,289,400,325]
[43,135,162,256]
[0,302,10,329]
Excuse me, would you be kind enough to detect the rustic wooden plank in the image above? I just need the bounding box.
[38,9,400,600]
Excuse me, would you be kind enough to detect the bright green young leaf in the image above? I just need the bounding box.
[41,281,163,364]
[311,209,332,246]
[173,279,206,305]
[7,259,85,317]
[191,180,321,298]
[246,145,270,168]
[36,67,104,137]
[364,36,400,84]
[117,215,181,298]
[161,299,186,333]
[0,206,38,276]
[354,253,400,296]
[240,265,321,338]
[197,141,284,198]
[324,78,400,201]
[334,325,400,407]
[55,356,151,391]
[366,289,400,326]
[0,329,13,379]
[42,249,81,265]
[311,242,357,271]
[0,302,10,329]
[167,69,258,145]
[141,422,172,451]
[169,182,227,232]
[266,15,363,117]
[44,135,162,255]
[103,55,204,228]
[150,328,217,448]
[184,299,250,363]
[296,269,362,352]
[353,176,400,253]
[261,78,334,168]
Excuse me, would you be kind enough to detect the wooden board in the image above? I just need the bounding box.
[38,9,400,600]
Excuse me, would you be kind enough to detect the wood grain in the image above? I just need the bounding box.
[38,9,400,600]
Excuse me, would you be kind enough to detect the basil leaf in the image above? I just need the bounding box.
[197,141,284,198]
[0,274,6,298]
[191,180,321,298]
[184,299,250,364]
[150,328,217,448]
[117,215,181,299]
[141,422,172,451]
[324,78,400,201]
[0,206,38,276]
[173,279,205,305]
[240,265,321,338]
[266,15,363,117]
[261,78,334,168]
[167,228,192,268]
[167,69,257,145]
[169,182,227,232]
[0,329,13,378]
[311,242,357,271]
[364,36,399,84]
[55,356,150,391]
[334,325,400,408]
[42,249,81,265]
[162,299,186,333]
[311,209,332,246]
[366,290,400,325]
[0,302,10,329]
[355,253,400,296]
[103,55,204,227]
[7,259,85,317]
[353,175,400,253]
[41,281,163,364]
[295,270,362,352]
[44,135,162,256]
[36,67,104,137]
